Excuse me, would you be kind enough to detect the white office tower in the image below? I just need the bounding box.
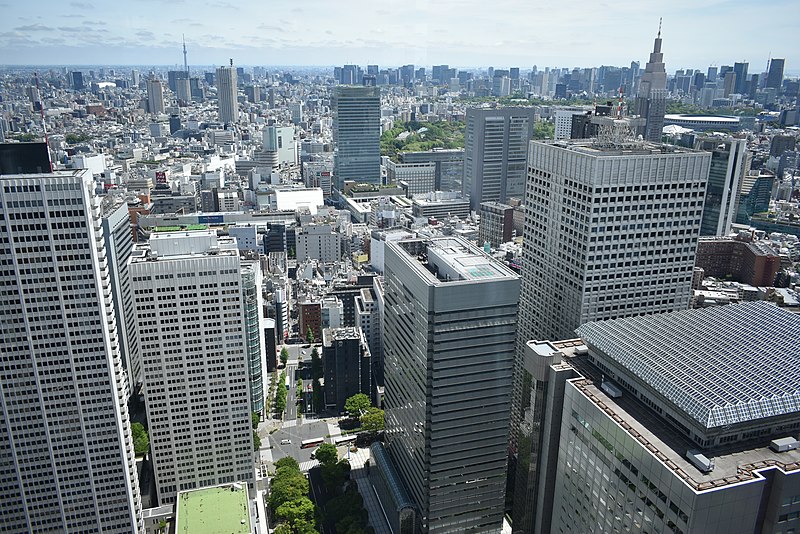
[0,170,143,533]
[509,137,710,527]
[146,77,165,115]
[381,237,520,533]
[216,64,239,124]
[518,136,711,343]
[130,230,254,505]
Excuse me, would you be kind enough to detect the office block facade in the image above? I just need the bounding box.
[0,170,142,533]
[332,85,381,188]
[463,107,536,210]
[241,259,264,415]
[216,65,239,124]
[382,237,520,533]
[322,327,372,413]
[479,201,515,247]
[694,137,749,236]
[146,78,165,115]
[131,231,253,505]
[399,149,464,192]
[510,138,710,529]
[101,195,142,390]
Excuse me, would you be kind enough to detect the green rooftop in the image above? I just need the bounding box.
[175,484,251,534]
[153,226,181,232]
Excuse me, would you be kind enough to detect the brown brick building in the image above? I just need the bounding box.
[695,237,780,286]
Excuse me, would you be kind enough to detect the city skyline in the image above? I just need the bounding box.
[0,0,797,73]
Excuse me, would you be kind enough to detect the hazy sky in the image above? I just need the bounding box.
[0,0,796,73]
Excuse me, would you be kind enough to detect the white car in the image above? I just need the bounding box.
[280,439,291,445]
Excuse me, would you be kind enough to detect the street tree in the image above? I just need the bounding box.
[280,346,289,366]
[315,443,338,467]
[344,394,371,416]
[360,407,385,433]
[131,422,149,455]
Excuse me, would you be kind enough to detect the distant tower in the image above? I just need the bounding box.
[332,85,381,189]
[216,62,239,124]
[146,77,165,114]
[634,20,668,142]
[766,58,785,90]
[182,34,189,76]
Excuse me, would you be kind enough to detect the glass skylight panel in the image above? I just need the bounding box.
[576,302,800,430]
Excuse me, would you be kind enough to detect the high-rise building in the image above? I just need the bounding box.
[694,136,749,236]
[381,237,520,533]
[70,70,85,90]
[322,327,371,412]
[146,77,165,115]
[175,77,191,105]
[766,58,785,90]
[241,258,264,415]
[634,25,668,142]
[332,85,381,189]
[0,169,143,533]
[733,61,749,94]
[527,302,800,534]
[216,64,239,124]
[479,201,515,247]
[399,149,464,192]
[510,137,710,529]
[101,195,142,391]
[463,107,536,210]
[130,231,254,505]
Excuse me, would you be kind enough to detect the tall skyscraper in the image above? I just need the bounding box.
[694,136,749,236]
[381,237,520,533]
[332,85,381,189]
[766,58,785,90]
[528,302,800,534]
[101,196,142,391]
[130,230,254,505]
[510,136,710,530]
[146,77,165,115]
[634,24,668,142]
[0,168,142,533]
[70,70,85,90]
[463,107,536,211]
[216,64,239,124]
[733,61,749,94]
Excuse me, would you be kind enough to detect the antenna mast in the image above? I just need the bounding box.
[183,34,188,75]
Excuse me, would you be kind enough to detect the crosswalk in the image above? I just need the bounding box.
[282,419,297,428]
[299,459,319,472]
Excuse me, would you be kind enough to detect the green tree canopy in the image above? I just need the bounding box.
[276,497,316,525]
[315,443,338,467]
[280,346,289,366]
[274,456,300,470]
[306,327,315,345]
[131,422,149,455]
[252,412,260,430]
[344,394,371,416]
[360,407,385,433]
[253,431,261,451]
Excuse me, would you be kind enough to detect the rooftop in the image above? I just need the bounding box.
[397,237,517,283]
[175,483,251,534]
[576,302,800,430]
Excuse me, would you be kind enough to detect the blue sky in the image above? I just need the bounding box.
[0,0,796,73]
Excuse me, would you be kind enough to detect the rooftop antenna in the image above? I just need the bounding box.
[657,17,662,39]
[617,85,624,119]
[182,34,188,75]
[230,58,234,67]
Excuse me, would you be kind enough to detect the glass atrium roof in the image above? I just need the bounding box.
[576,302,800,430]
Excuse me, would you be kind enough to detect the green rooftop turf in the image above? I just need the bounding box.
[153,225,181,232]
[185,224,208,231]
[175,484,251,534]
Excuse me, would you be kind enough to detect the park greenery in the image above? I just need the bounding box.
[360,407,385,433]
[532,120,555,140]
[65,132,92,144]
[269,457,319,534]
[665,100,761,117]
[131,422,149,456]
[380,120,465,161]
[342,394,385,436]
